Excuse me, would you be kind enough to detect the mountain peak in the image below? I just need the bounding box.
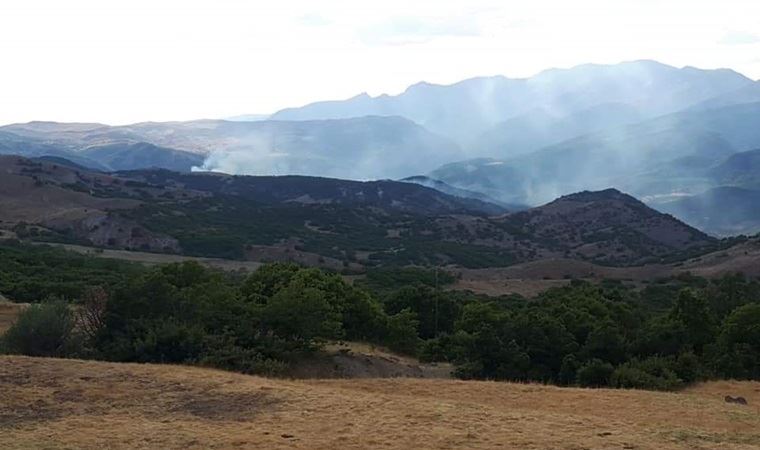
[350,92,372,100]
[557,188,635,203]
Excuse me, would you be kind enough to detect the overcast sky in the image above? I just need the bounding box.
[1,0,759,125]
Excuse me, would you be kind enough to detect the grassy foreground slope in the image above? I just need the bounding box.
[2,356,759,450]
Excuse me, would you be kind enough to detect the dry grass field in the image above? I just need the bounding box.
[47,243,264,272]
[1,356,759,450]
[0,300,28,334]
[452,238,760,297]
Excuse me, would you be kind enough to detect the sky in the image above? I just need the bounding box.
[1,0,759,125]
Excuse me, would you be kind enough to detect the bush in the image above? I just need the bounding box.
[576,359,614,387]
[1,301,80,357]
[200,335,288,376]
[611,356,683,390]
[384,309,420,355]
[559,354,580,385]
[129,319,206,364]
[263,283,343,347]
[674,351,702,383]
[419,335,451,363]
[611,366,662,390]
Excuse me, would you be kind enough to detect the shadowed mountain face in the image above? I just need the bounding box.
[398,175,528,211]
[493,189,715,265]
[710,148,760,189]
[430,102,760,208]
[272,60,754,148]
[656,187,760,237]
[642,148,760,236]
[117,169,506,216]
[0,156,717,268]
[81,143,205,172]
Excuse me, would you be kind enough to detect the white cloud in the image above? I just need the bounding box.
[358,16,483,46]
[298,12,333,28]
[719,31,760,45]
[0,0,758,125]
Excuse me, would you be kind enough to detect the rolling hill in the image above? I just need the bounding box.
[80,142,205,172]
[0,156,719,268]
[2,356,758,450]
[1,116,464,180]
[493,189,715,265]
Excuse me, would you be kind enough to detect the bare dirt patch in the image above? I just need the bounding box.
[287,342,452,379]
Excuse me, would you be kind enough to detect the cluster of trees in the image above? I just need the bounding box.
[416,275,760,388]
[0,240,141,302]
[1,262,418,375]
[2,252,760,390]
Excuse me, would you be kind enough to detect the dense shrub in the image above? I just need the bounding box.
[384,309,420,355]
[1,301,81,357]
[709,303,760,379]
[611,357,682,390]
[577,359,615,387]
[0,241,142,302]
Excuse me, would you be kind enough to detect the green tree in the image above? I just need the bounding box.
[2,301,79,357]
[582,322,627,365]
[263,282,342,347]
[384,285,461,339]
[711,303,760,378]
[384,308,420,355]
[669,289,715,353]
[576,359,614,387]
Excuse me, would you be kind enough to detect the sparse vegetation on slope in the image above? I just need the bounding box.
[0,156,723,269]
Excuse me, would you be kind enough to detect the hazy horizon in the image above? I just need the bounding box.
[0,58,755,128]
[2,0,760,125]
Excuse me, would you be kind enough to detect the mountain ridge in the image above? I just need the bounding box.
[0,155,718,268]
[271,60,754,146]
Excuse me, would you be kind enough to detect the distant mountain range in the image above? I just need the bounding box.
[2,60,760,236]
[429,101,760,202]
[272,60,755,149]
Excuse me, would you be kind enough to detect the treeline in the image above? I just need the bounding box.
[418,276,760,389]
[1,262,419,375]
[2,245,760,389]
[0,240,142,302]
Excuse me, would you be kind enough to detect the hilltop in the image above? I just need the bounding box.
[1,356,759,450]
[496,189,714,265]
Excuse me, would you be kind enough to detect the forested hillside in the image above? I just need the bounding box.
[2,241,760,389]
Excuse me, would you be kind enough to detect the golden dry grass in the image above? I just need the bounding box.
[0,301,27,334]
[2,356,759,449]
